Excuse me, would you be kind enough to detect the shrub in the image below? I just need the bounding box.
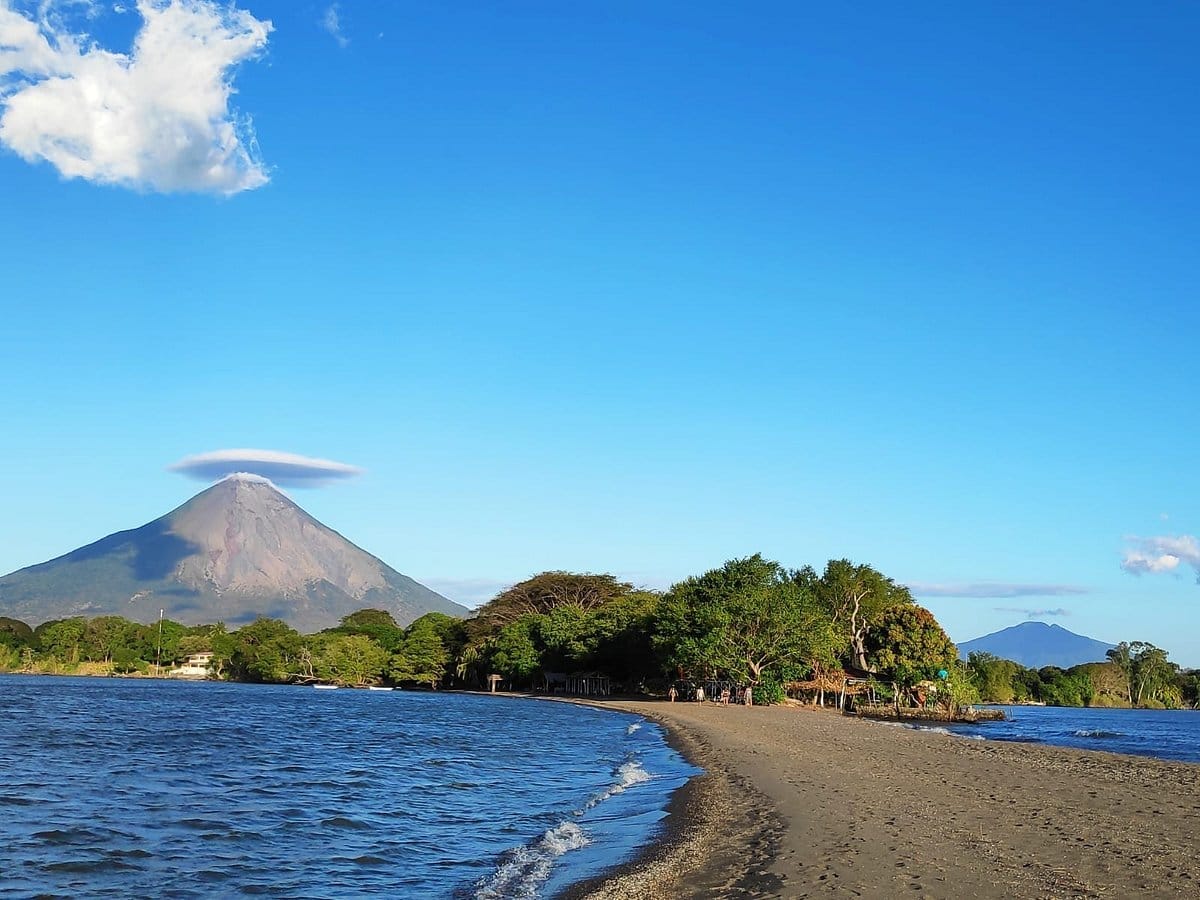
[755,675,786,705]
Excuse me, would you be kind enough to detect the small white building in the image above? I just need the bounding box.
[170,652,214,679]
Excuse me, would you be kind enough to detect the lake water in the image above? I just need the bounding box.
[0,676,697,898]
[941,704,1200,763]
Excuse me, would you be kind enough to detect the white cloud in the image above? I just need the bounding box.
[0,0,271,194]
[169,449,364,487]
[1121,534,1200,581]
[907,582,1088,599]
[321,3,347,48]
[993,606,1071,619]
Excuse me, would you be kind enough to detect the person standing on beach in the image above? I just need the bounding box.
[744,686,753,707]
[695,685,705,703]
[668,686,677,703]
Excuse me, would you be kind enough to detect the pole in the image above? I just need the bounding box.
[155,608,164,677]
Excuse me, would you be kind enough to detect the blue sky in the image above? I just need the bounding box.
[1,1,1198,663]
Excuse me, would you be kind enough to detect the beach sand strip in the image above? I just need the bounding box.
[571,700,1200,900]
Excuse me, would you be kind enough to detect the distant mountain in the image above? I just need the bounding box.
[958,621,1115,669]
[0,476,468,633]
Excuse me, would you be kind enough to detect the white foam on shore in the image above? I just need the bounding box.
[475,759,654,899]
[582,760,652,811]
[867,719,985,741]
[626,721,643,735]
[474,821,588,900]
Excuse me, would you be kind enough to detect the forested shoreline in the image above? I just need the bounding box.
[2,553,1196,709]
[968,642,1200,709]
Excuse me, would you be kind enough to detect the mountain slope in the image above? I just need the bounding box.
[958,621,1115,669]
[0,476,467,632]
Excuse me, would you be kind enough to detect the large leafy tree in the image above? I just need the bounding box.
[1105,642,1135,705]
[967,651,1020,703]
[1107,641,1181,707]
[315,634,390,685]
[863,605,957,689]
[0,617,33,650]
[489,618,542,686]
[801,559,914,671]
[587,591,661,685]
[461,571,638,684]
[219,617,305,683]
[655,554,821,684]
[331,609,406,652]
[34,618,88,664]
[392,616,452,687]
[474,572,634,630]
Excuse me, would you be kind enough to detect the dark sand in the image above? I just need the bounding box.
[572,700,1200,899]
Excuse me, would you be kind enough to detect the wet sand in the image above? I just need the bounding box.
[572,700,1200,899]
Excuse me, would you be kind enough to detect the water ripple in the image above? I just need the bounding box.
[0,676,696,898]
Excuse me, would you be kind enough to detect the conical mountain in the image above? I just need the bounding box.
[0,476,467,632]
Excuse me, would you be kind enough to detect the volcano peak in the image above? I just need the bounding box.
[0,484,465,631]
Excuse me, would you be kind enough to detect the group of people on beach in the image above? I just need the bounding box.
[667,683,752,706]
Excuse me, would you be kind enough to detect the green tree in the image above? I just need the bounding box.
[0,617,33,650]
[179,623,227,657]
[1106,642,1134,705]
[489,617,542,686]
[331,609,406,652]
[1177,669,1200,709]
[34,618,88,664]
[805,559,914,671]
[587,591,662,686]
[534,605,597,671]
[655,554,822,684]
[475,572,635,630]
[863,605,957,690]
[316,634,390,685]
[408,612,467,672]
[392,618,451,687]
[1037,667,1093,707]
[82,616,141,665]
[1130,642,1178,707]
[223,618,304,683]
[967,652,1019,703]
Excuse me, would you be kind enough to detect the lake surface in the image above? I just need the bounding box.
[941,704,1200,763]
[0,676,697,898]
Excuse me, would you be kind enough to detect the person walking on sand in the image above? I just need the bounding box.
[668,686,677,703]
[695,685,705,703]
[720,687,730,706]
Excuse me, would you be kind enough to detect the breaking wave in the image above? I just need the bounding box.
[866,719,985,740]
[475,758,655,898]
[1072,729,1125,739]
[474,821,589,900]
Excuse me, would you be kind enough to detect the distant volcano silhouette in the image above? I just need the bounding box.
[0,476,466,631]
[958,621,1115,669]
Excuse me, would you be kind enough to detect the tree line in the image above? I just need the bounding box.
[967,642,1200,709]
[6,558,1195,710]
[0,554,969,703]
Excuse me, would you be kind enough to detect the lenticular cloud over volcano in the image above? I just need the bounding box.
[169,449,363,487]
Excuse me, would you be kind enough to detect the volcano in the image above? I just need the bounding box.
[0,476,467,632]
[957,621,1115,669]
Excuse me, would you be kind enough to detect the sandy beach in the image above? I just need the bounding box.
[571,700,1200,899]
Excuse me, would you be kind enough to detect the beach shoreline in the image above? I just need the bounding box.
[548,697,1200,899]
